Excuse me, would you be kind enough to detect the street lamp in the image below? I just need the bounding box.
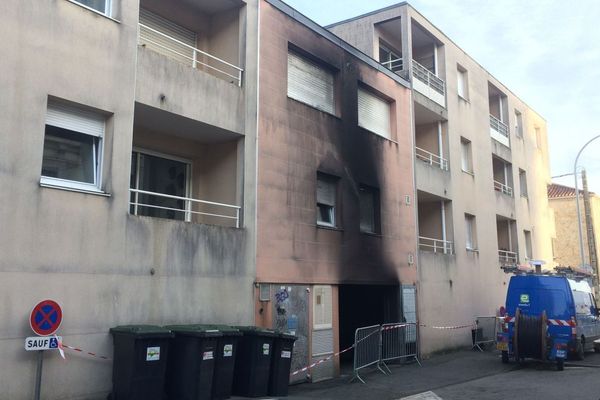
[574,134,600,269]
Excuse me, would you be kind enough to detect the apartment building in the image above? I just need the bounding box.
[253,0,416,382]
[329,3,555,353]
[0,0,259,398]
[549,183,599,269]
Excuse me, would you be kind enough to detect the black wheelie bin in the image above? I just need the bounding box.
[109,325,174,400]
[231,326,278,397]
[164,325,222,400]
[268,331,297,396]
[205,325,242,400]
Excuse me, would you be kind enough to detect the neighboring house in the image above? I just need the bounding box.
[548,183,600,269]
[329,2,555,354]
[0,0,555,397]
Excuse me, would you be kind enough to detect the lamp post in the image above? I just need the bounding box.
[574,135,600,270]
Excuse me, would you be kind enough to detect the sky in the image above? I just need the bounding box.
[283,0,600,192]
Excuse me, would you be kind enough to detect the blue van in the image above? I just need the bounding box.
[497,274,600,370]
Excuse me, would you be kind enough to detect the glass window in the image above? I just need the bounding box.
[519,169,528,198]
[41,100,105,191]
[460,137,473,174]
[379,42,403,73]
[465,214,477,250]
[514,110,523,138]
[288,51,335,114]
[316,173,337,227]
[457,64,468,99]
[524,230,533,260]
[73,0,111,15]
[359,185,380,234]
[130,151,190,221]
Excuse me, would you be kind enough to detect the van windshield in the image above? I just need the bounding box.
[508,288,570,318]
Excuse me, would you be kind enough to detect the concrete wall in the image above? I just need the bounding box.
[0,0,259,398]
[330,3,555,354]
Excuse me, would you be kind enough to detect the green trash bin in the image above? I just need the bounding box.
[164,325,222,400]
[268,332,297,397]
[205,325,242,400]
[110,325,173,400]
[232,326,278,397]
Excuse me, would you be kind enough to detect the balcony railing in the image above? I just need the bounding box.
[381,57,404,73]
[130,188,241,228]
[419,236,454,255]
[139,23,244,86]
[412,60,445,96]
[499,250,518,264]
[494,180,513,197]
[415,147,449,171]
[489,115,509,137]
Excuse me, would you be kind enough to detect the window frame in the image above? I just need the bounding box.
[519,169,528,198]
[357,86,393,140]
[524,230,533,260]
[316,172,338,228]
[68,0,113,17]
[457,64,469,100]
[359,184,381,234]
[460,137,473,175]
[465,213,477,251]
[40,101,106,193]
[287,49,336,115]
[313,285,333,330]
[514,109,523,138]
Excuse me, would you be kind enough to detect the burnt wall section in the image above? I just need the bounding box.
[256,1,417,287]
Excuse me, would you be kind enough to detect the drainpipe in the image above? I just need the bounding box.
[437,122,443,169]
[441,201,447,253]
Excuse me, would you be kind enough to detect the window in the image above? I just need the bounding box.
[313,285,332,329]
[72,0,112,16]
[41,100,105,192]
[288,51,335,114]
[457,64,468,99]
[358,87,392,139]
[316,173,337,227]
[524,230,533,260]
[139,9,197,65]
[379,42,403,73]
[465,214,477,250]
[519,169,528,198]
[130,150,191,221]
[359,185,380,234]
[514,110,523,138]
[460,137,473,174]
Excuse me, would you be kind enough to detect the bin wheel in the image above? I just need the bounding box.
[556,358,564,371]
[501,351,509,364]
[575,339,585,361]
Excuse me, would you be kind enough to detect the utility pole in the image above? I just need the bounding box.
[582,169,600,295]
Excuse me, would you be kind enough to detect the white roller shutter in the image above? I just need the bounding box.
[139,9,196,65]
[46,101,105,137]
[287,52,335,114]
[358,88,391,139]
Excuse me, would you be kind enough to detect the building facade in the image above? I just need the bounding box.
[549,183,600,269]
[0,0,259,398]
[329,3,555,353]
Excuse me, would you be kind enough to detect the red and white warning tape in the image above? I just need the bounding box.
[419,323,475,330]
[55,335,112,361]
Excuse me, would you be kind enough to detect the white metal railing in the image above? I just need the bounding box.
[493,180,513,197]
[415,147,449,171]
[129,188,241,228]
[419,236,454,255]
[381,57,403,73]
[412,60,445,95]
[499,250,518,264]
[489,115,509,138]
[139,23,244,86]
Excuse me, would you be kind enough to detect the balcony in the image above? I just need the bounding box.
[130,103,242,228]
[490,115,510,147]
[419,236,454,255]
[493,180,513,197]
[416,147,448,171]
[499,250,518,265]
[139,23,243,86]
[412,60,446,107]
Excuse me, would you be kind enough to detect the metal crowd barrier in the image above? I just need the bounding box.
[472,316,497,351]
[351,325,385,383]
[352,322,420,383]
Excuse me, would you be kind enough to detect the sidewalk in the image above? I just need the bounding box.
[281,349,514,400]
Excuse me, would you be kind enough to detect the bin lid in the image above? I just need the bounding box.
[110,325,174,338]
[165,325,223,338]
[234,326,278,337]
[276,331,298,341]
[205,325,243,336]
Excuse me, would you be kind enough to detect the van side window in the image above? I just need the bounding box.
[573,291,592,315]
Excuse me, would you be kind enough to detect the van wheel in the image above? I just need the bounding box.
[557,358,564,371]
[501,351,509,363]
[576,339,585,361]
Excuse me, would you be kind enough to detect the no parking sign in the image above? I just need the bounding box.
[30,300,62,336]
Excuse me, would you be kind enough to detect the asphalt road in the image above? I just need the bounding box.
[283,350,600,400]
